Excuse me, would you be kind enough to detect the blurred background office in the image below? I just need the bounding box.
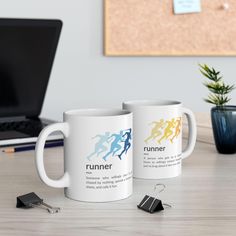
[1,0,235,120]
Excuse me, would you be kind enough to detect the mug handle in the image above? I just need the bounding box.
[35,123,70,188]
[181,107,197,159]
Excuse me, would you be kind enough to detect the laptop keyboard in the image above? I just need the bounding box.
[0,120,47,136]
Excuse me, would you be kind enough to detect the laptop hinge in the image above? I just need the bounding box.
[26,116,39,120]
[0,116,27,123]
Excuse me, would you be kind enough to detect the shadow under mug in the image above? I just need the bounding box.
[123,100,197,179]
[35,109,133,202]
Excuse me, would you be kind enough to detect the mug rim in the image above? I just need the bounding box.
[123,99,182,107]
[64,108,131,117]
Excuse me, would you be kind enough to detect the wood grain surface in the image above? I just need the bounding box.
[0,141,236,235]
[105,0,236,56]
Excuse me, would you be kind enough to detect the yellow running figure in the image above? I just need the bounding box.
[144,119,165,144]
[170,117,182,143]
[158,118,176,144]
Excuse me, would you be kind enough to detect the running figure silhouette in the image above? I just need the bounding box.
[170,117,182,143]
[144,119,165,144]
[117,128,132,160]
[103,131,124,161]
[86,132,110,161]
[158,118,176,144]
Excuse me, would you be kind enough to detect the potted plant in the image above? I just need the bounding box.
[199,64,236,154]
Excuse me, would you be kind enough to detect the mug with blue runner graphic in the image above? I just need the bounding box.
[35,109,133,202]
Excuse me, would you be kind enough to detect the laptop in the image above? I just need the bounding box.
[0,18,63,146]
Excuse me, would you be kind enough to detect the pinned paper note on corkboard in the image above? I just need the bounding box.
[104,0,236,56]
[173,0,201,14]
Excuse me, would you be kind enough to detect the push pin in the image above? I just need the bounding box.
[137,184,171,213]
[16,192,60,214]
[222,3,229,10]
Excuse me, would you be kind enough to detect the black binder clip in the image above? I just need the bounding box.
[137,184,171,214]
[16,192,60,214]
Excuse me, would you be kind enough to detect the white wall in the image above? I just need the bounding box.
[1,0,236,120]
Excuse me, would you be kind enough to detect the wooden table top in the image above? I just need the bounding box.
[0,141,236,236]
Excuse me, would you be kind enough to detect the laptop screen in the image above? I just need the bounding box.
[0,19,62,118]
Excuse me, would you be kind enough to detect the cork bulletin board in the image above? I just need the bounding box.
[104,0,236,56]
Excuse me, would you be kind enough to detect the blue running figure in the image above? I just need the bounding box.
[87,132,110,161]
[102,131,124,161]
[117,128,132,160]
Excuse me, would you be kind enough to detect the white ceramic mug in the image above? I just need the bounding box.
[35,109,133,202]
[123,100,197,179]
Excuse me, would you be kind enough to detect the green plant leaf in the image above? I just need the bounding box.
[199,64,235,106]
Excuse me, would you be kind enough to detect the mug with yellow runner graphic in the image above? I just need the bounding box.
[123,100,197,179]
